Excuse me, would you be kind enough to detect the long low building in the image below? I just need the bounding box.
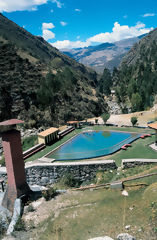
[58,125,74,138]
[38,127,59,145]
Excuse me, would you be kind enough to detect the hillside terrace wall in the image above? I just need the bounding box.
[122,159,157,168]
[1,159,157,190]
[0,160,117,188]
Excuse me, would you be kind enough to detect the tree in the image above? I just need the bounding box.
[131,116,138,126]
[37,71,63,125]
[101,113,110,125]
[99,68,112,96]
[131,93,142,112]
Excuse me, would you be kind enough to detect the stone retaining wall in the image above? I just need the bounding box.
[122,159,157,168]
[25,160,117,186]
[1,159,157,189]
[0,160,117,188]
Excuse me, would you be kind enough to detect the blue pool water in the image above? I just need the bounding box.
[48,131,140,160]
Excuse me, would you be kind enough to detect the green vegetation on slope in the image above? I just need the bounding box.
[0,13,107,126]
[35,167,157,240]
[114,29,157,112]
[22,135,38,152]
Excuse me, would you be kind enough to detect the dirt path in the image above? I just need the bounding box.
[88,106,157,127]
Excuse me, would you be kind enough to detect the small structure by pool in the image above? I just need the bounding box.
[67,121,80,128]
[38,127,59,145]
[47,130,140,161]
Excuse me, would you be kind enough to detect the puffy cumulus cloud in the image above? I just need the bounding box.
[51,22,153,49]
[42,22,55,30]
[60,21,67,26]
[142,13,155,17]
[0,0,63,12]
[0,0,47,12]
[87,22,153,43]
[43,29,55,40]
[52,40,90,49]
[51,0,63,8]
[42,22,55,40]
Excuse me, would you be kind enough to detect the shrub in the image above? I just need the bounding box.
[22,135,38,152]
[59,173,81,188]
[27,204,35,212]
[96,170,116,184]
[14,218,26,231]
[101,113,110,125]
[131,116,138,126]
[0,154,5,166]
[42,187,58,201]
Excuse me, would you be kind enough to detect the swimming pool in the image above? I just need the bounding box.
[48,130,140,160]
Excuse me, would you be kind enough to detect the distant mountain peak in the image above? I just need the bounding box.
[62,35,147,73]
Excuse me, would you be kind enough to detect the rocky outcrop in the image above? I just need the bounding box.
[106,98,121,115]
[117,233,136,240]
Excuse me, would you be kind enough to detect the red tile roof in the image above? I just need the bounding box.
[67,121,79,124]
[0,119,24,126]
[38,127,58,137]
[148,122,157,130]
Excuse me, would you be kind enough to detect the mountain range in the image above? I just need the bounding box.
[0,12,156,125]
[63,35,146,73]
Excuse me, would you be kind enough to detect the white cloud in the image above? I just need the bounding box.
[0,0,63,12]
[60,21,67,26]
[51,0,63,8]
[87,22,153,43]
[43,29,55,40]
[75,8,81,12]
[52,40,90,49]
[42,22,55,30]
[0,0,47,12]
[52,22,153,49]
[142,13,155,17]
[42,22,55,40]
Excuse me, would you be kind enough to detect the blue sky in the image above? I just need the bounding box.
[0,0,156,49]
